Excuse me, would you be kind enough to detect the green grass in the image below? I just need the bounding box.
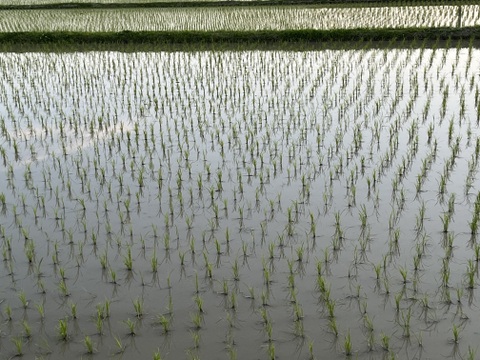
[0,27,479,49]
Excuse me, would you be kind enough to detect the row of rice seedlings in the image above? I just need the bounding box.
[0,5,478,32]
[0,40,479,358]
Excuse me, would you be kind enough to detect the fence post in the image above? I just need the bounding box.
[457,6,462,28]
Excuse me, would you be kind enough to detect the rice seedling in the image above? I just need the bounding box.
[153,349,163,360]
[381,332,390,351]
[470,214,479,235]
[109,268,118,284]
[123,246,133,271]
[265,320,274,342]
[263,268,271,287]
[363,313,374,333]
[344,330,353,356]
[35,302,45,320]
[328,318,338,337]
[191,312,203,330]
[95,312,104,335]
[440,213,451,233]
[326,299,336,318]
[373,263,382,280]
[399,267,408,284]
[206,262,213,279]
[18,290,28,309]
[296,245,304,262]
[179,251,186,267]
[474,244,480,263]
[380,271,391,293]
[452,324,461,343]
[465,260,476,289]
[191,330,201,349]
[267,342,275,360]
[22,319,32,338]
[163,233,170,251]
[12,336,23,357]
[58,266,66,281]
[227,344,237,360]
[69,302,78,319]
[124,318,137,336]
[215,238,222,255]
[84,335,95,354]
[190,237,196,255]
[133,297,144,318]
[194,295,204,313]
[58,279,71,297]
[466,346,476,360]
[157,314,171,334]
[57,318,69,341]
[400,308,412,338]
[113,335,126,353]
[4,303,12,321]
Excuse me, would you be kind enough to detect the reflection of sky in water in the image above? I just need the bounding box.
[0,5,479,32]
[0,47,478,228]
[0,47,479,172]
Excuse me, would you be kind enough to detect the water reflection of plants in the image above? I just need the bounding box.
[0,40,479,358]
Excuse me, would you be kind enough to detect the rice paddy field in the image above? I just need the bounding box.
[1,1,480,359]
[0,0,255,4]
[0,5,479,32]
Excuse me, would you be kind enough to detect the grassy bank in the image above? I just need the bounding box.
[0,27,479,49]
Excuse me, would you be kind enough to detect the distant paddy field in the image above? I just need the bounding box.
[0,5,478,32]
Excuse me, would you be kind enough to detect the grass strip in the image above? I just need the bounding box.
[0,27,479,46]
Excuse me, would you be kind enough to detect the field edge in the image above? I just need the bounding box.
[0,27,479,50]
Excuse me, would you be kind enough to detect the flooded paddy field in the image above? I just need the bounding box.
[1,41,480,359]
[0,5,479,32]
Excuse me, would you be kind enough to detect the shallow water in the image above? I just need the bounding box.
[0,45,480,359]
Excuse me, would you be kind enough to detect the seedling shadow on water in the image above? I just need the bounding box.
[0,39,480,359]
